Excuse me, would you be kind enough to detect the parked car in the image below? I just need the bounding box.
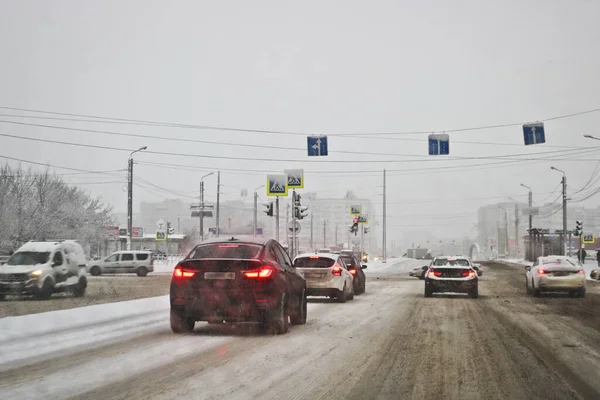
[338,253,367,294]
[424,256,478,298]
[0,240,88,299]
[87,251,154,277]
[170,237,307,334]
[525,256,585,297]
[590,269,600,280]
[293,252,355,302]
[472,263,483,276]
[409,265,428,279]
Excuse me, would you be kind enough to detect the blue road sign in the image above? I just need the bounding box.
[266,174,288,196]
[523,123,546,145]
[428,133,450,155]
[307,135,328,156]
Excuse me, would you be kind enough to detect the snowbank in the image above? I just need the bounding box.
[494,258,599,281]
[0,296,169,368]
[365,257,426,275]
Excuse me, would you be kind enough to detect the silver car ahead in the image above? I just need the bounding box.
[293,253,355,303]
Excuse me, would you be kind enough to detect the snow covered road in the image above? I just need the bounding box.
[1,258,599,400]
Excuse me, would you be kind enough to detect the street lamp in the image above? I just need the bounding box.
[253,185,265,237]
[583,134,600,140]
[550,166,567,255]
[127,146,147,250]
[199,172,215,242]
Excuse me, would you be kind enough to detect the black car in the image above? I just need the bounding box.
[424,256,478,298]
[339,254,367,294]
[170,237,307,334]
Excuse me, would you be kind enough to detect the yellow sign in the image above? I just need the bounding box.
[582,234,595,244]
[350,205,362,215]
[156,230,166,241]
[266,174,288,197]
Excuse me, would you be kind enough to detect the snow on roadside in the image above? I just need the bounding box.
[494,258,600,281]
[0,296,170,368]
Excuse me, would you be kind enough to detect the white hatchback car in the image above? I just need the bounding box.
[293,253,355,302]
[525,256,586,297]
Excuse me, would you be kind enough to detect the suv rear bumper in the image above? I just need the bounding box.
[170,291,281,322]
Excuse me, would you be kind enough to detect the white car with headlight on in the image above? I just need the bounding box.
[525,256,585,297]
[293,253,355,303]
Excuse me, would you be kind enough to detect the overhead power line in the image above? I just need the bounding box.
[1,131,599,164]
[1,104,599,137]
[0,114,586,150]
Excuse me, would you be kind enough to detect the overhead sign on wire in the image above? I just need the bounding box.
[307,135,328,156]
[523,122,546,145]
[266,174,289,196]
[428,133,450,155]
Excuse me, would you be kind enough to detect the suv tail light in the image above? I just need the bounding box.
[243,266,274,279]
[349,268,357,275]
[537,269,546,275]
[332,266,343,276]
[428,268,442,277]
[173,265,195,279]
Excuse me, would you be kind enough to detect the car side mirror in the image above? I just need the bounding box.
[422,266,429,270]
[52,261,61,267]
[361,265,367,269]
[472,266,479,271]
[524,266,531,271]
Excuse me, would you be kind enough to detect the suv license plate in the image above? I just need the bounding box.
[204,272,235,280]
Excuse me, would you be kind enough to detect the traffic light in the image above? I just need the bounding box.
[575,220,582,236]
[292,192,309,219]
[352,217,359,236]
[167,221,175,235]
[263,202,274,217]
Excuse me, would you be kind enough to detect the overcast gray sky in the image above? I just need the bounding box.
[1,0,599,240]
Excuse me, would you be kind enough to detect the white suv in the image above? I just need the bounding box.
[88,251,154,277]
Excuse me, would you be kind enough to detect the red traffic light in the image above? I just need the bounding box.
[353,217,358,223]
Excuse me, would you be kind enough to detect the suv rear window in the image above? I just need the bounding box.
[136,253,149,261]
[339,256,356,267]
[294,257,336,268]
[188,243,262,259]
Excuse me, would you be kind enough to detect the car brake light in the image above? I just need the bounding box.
[538,269,546,274]
[243,266,274,279]
[309,255,319,259]
[462,270,476,277]
[349,268,357,275]
[428,268,442,277]
[332,266,343,276]
[578,269,584,274]
[173,266,195,279]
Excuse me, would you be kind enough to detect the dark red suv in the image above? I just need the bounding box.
[170,237,307,334]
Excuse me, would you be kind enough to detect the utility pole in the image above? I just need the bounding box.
[562,175,567,256]
[323,220,327,248]
[383,169,387,263]
[360,225,364,255]
[286,202,290,245]
[551,167,567,256]
[335,224,338,246]
[216,171,220,237]
[127,146,147,251]
[515,203,519,259]
[310,210,314,250]
[505,208,509,258]
[127,157,133,251]
[200,181,204,241]
[253,191,258,238]
[291,190,296,259]
[275,197,280,242]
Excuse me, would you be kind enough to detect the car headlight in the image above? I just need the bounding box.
[30,270,43,277]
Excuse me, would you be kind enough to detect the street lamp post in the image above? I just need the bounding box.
[520,184,533,261]
[127,146,147,251]
[550,166,567,256]
[253,185,265,237]
[199,172,214,242]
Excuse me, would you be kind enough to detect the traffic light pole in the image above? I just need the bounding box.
[562,175,568,256]
[253,191,258,238]
[275,197,280,242]
[291,190,296,259]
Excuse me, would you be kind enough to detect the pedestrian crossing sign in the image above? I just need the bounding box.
[266,174,289,196]
[350,205,362,215]
[284,169,304,189]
